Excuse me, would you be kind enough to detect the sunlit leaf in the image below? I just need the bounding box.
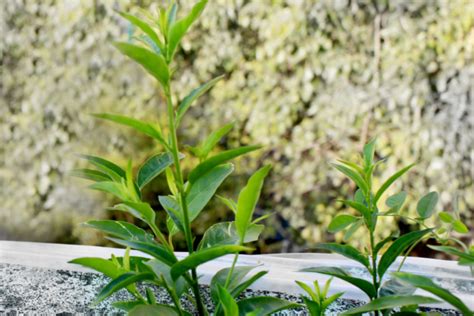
[374,163,416,203]
[328,214,359,233]
[93,272,154,305]
[78,154,125,182]
[210,266,256,304]
[119,12,164,52]
[107,237,176,266]
[198,222,263,249]
[83,220,154,243]
[217,284,239,316]
[70,168,112,182]
[416,191,439,219]
[137,153,175,189]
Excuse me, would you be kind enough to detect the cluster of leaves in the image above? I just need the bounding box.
[295,278,343,316]
[301,140,473,315]
[70,1,296,315]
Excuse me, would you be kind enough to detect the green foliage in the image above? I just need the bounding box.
[68,2,294,315]
[303,141,472,315]
[296,278,343,316]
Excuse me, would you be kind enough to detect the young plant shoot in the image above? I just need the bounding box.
[70,1,296,315]
[302,139,473,315]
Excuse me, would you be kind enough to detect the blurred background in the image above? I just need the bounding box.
[1,0,473,256]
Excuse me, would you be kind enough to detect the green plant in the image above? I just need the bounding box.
[295,277,343,316]
[69,1,296,315]
[301,139,473,315]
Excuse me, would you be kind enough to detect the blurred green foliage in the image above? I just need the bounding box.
[1,0,473,253]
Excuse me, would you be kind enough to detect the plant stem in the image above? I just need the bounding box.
[164,85,206,316]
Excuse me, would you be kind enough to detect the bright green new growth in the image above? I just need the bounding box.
[302,139,473,315]
[70,2,295,315]
[295,278,343,316]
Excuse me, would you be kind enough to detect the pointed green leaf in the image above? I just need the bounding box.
[362,138,376,168]
[379,278,415,297]
[217,285,239,316]
[189,146,261,183]
[343,219,363,242]
[378,229,432,278]
[328,214,359,233]
[114,42,169,87]
[416,191,439,219]
[301,267,376,299]
[170,245,252,281]
[78,154,125,181]
[69,257,122,278]
[119,12,164,52]
[107,237,176,266]
[114,201,156,228]
[70,168,112,182]
[159,195,185,232]
[112,301,143,312]
[196,122,235,159]
[331,163,369,195]
[92,113,165,144]
[341,295,439,315]
[394,272,472,316]
[198,222,263,249]
[315,243,370,269]
[217,195,238,214]
[438,212,455,224]
[452,219,469,234]
[232,270,268,299]
[237,297,299,316]
[340,200,371,222]
[428,245,474,263]
[210,266,257,304]
[236,165,272,241]
[166,0,208,61]
[374,163,416,203]
[89,181,130,200]
[94,272,154,304]
[176,75,224,125]
[137,153,174,188]
[187,163,234,222]
[83,220,154,243]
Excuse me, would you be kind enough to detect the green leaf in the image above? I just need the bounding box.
[69,257,122,279]
[217,285,239,316]
[231,271,268,299]
[237,297,299,316]
[301,267,376,299]
[94,272,154,304]
[189,146,261,183]
[394,272,473,315]
[341,295,439,315]
[107,237,176,266]
[166,0,208,61]
[129,304,181,316]
[416,191,439,219]
[89,181,130,200]
[379,278,415,297]
[78,154,125,182]
[170,245,252,281]
[194,122,235,159]
[176,75,224,125]
[452,219,469,234]
[119,12,164,52]
[187,163,234,222]
[385,191,407,214]
[145,259,188,297]
[112,300,143,312]
[83,220,154,243]
[113,42,169,87]
[315,243,370,269]
[340,200,371,222]
[331,163,369,195]
[217,195,237,213]
[328,214,359,233]
[428,245,474,263]
[362,138,376,168]
[114,201,156,228]
[70,168,112,182]
[374,234,398,254]
[137,152,174,188]
[302,297,321,315]
[198,222,263,249]
[374,163,416,203]
[378,229,432,278]
[343,219,363,242]
[236,165,272,241]
[159,195,185,232]
[438,211,455,224]
[92,113,165,144]
[210,266,257,304]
